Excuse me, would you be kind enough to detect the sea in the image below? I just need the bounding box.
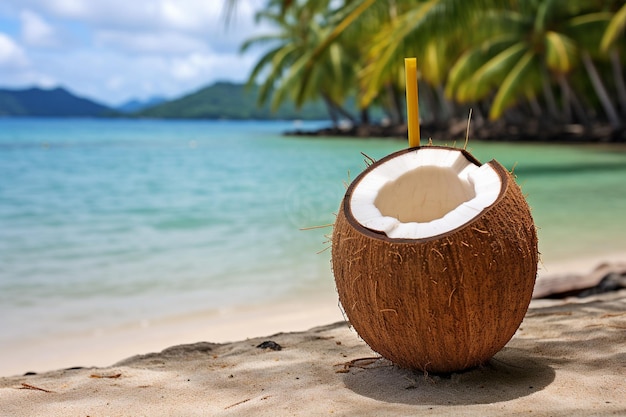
[1,118,626,353]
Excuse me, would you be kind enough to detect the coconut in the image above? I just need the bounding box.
[332,145,538,373]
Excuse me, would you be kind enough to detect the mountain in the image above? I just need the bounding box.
[116,96,167,113]
[0,87,112,117]
[136,82,330,120]
[0,83,334,120]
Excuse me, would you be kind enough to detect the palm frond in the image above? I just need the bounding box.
[545,31,577,74]
[601,4,626,52]
[489,51,538,119]
[460,42,526,102]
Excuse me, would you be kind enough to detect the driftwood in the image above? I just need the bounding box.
[533,263,626,299]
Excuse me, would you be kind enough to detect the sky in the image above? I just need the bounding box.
[0,0,270,106]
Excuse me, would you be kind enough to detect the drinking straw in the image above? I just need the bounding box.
[404,58,420,147]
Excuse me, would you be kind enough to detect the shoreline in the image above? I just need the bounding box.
[1,251,624,378]
[0,291,345,378]
[3,289,625,416]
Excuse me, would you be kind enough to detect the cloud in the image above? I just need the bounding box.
[95,30,210,55]
[0,32,54,90]
[0,32,29,68]
[7,0,262,36]
[20,10,60,47]
[169,51,256,83]
[0,0,271,104]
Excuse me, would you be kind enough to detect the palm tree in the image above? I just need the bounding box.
[601,2,626,51]
[443,0,624,133]
[601,2,626,116]
[445,3,556,121]
[355,0,510,126]
[233,0,624,139]
[240,0,358,126]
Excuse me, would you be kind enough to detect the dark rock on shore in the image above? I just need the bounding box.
[285,120,626,143]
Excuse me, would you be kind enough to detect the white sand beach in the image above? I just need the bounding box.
[1,252,626,416]
[1,251,624,378]
[1,288,625,416]
[0,294,345,378]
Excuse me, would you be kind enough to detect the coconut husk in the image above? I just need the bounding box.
[332,147,538,373]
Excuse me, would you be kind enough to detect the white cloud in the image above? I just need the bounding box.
[160,1,203,30]
[0,33,29,68]
[20,10,59,47]
[170,53,210,81]
[7,0,262,35]
[33,73,58,88]
[95,30,210,55]
[168,51,252,83]
[43,0,89,18]
[0,0,272,104]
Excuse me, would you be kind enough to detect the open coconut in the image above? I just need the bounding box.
[332,145,538,373]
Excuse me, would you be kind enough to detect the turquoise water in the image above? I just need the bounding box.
[1,118,625,346]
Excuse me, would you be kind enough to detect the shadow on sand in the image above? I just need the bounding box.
[342,347,555,406]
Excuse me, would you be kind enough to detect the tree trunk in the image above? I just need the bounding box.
[393,83,406,125]
[541,65,560,122]
[558,76,590,128]
[334,103,357,124]
[557,75,572,123]
[436,85,453,122]
[385,83,404,125]
[527,95,542,118]
[471,104,485,124]
[420,82,438,124]
[322,95,339,127]
[609,48,626,116]
[322,92,356,124]
[581,50,621,129]
[360,107,370,126]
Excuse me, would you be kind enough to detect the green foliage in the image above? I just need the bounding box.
[601,3,626,51]
[240,0,626,135]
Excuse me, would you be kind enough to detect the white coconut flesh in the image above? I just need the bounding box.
[349,148,502,239]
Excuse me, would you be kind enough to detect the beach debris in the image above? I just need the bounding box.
[19,383,54,393]
[575,270,626,298]
[334,357,385,373]
[534,263,626,299]
[115,342,215,366]
[256,341,282,351]
[224,397,251,409]
[224,395,271,410]
[90,373,122,379]
[330,58,537,374]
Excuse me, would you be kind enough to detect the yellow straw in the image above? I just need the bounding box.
[404,58,420,147]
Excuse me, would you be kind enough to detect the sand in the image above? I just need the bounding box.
[3,251,624,377]
[1,253,625,416]
[0,296,346,378]
[1,290,625,416]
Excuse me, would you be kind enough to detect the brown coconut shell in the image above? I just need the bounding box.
[332,146,538,373]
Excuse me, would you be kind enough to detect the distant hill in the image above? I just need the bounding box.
[0,83,334,120]
[0,87,112,117]
[116,96,167,113]
[136,82,330,120]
